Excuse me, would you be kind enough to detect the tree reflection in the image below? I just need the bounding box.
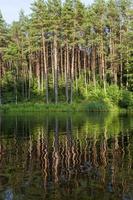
[0,113,133,200]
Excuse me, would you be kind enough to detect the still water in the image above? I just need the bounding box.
[0,112,133,200]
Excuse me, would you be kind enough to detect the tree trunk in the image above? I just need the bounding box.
[66,44,69,103]
[120,26,123,88]
[70,46,74,104]
[75,48,78,92]
[15,63,18,105]
[78,49,81,79]
[0,61,2,105]
[28,54,32,100]
[42,29,48,104]
[84,50,87,95]
[60,47,64,79]
[51,42,55,91]
[54,32,58,104]
[101,40,106,93]
[91,47,96,89]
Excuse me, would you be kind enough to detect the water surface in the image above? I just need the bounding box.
[0,112,133,200]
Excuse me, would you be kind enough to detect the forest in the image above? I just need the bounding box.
[0,0,133,109]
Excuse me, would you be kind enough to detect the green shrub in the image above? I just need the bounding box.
[119,90,133,108]
[106,85,121,105]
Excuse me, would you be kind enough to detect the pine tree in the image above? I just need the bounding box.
[31,0,49,103]
[0,0,132,104]
[47,0,62,104]
[0,11,7,104]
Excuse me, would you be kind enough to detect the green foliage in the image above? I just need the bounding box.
[106,85,121,105]
[84,101,111,112]
[119,90,133,108]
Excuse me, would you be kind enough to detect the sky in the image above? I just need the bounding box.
[0,0,94,24]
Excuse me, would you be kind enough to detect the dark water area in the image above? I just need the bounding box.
[0,112,133,200]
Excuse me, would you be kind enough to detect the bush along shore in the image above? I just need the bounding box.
[0,85,132,113]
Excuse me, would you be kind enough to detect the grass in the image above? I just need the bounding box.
[0,100,120,113]
[0,102,83,113]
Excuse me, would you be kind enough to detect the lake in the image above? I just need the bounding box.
[0,112,133,200]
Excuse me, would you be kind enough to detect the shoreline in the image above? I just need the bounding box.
[0,102,132,113]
